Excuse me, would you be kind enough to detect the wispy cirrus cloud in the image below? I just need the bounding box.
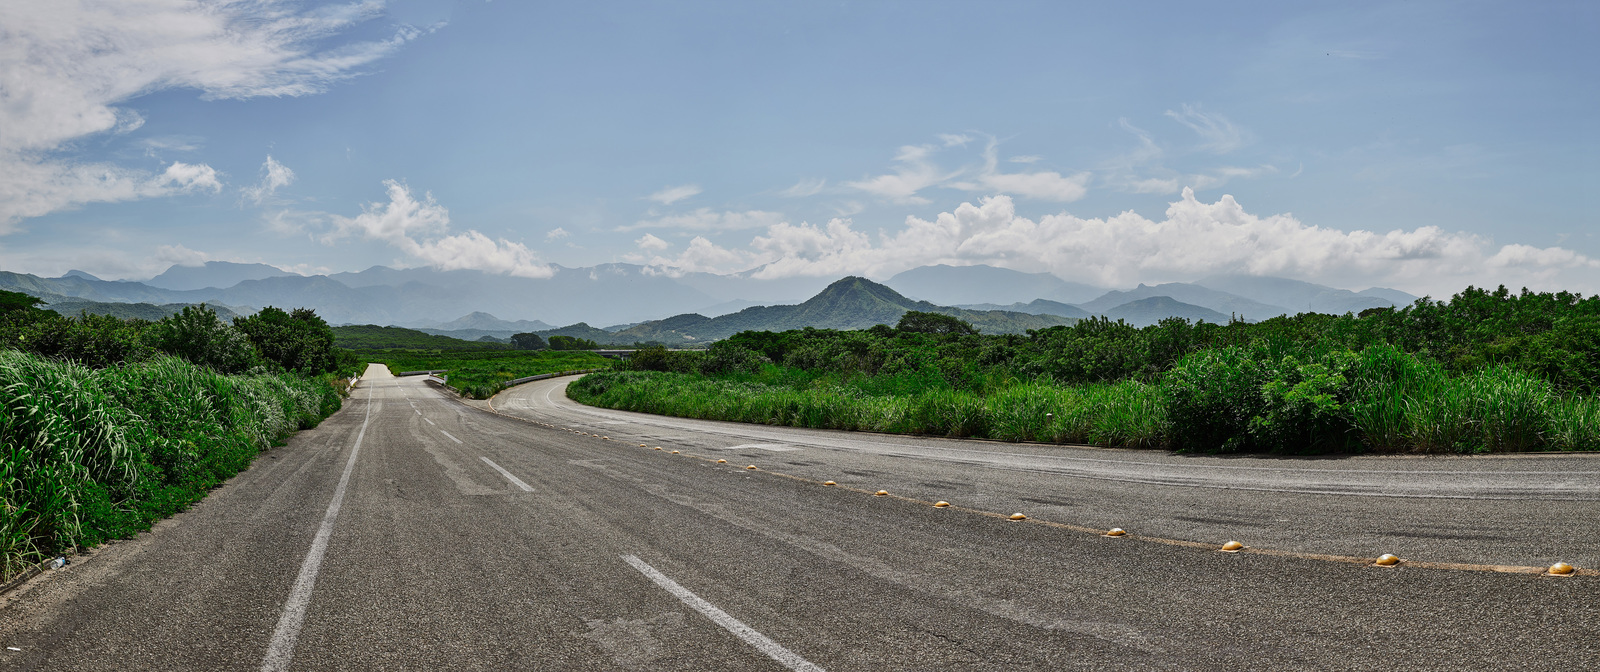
[648,184,702,205]
[624,208,786,232]
[1164,104,1247,154]
[0,0,428,231]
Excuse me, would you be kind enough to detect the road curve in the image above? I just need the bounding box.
[496,376,1600,569]
[0,366,1593,670]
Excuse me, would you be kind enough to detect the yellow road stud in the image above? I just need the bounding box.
[670,450,680,454]
[652,447,662,450]
[1221,541,1244,552]
[874,490,889,496]
[1374,554,1401,567]
[1105,528,1126,537]
[746,465,758,470]
[1548,562,1575,576]
[823,480,837,486]
[934,501,950,508]
[716,459,727,463]
[640,444,647,447]
[1009,513,1027,520]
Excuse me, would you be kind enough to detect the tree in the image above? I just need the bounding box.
[0,289,45,314]
[895,310,979,335]
[548,335,600,350]
[233,306,340,375]
[144,305,259,374]
[511,332,547,350]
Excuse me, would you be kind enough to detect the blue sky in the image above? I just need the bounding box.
[1,0,1595,296]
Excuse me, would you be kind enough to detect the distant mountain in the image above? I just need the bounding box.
[536,322,620,343]
[146,261,297,291]
[886,264,1106,305]
[957,299,1091,319]
[61,270,103,281]
[574,276,1078,345]
[696,298,767,317]
[1102,297,1230,327]
[422,312,553,332]
[1080,282,1285,319]
[46,299,246,322]
[1196,275,1414,314]
[1358,287,1421,306]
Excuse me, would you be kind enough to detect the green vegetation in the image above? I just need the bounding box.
[332,324,511,351]
[355,349,613,399]
[569,286,1600,454]
[0,291,350,580]
[547,334,600,350]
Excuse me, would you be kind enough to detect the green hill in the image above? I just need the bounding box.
[1102,296,1230,327]
[332,324,508,350]
[45,300,247,322]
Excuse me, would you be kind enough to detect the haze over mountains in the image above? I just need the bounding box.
[0,261,1420,335]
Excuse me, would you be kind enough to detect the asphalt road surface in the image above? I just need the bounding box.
[1,365,1595,670]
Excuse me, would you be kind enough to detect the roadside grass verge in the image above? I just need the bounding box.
[568,351,1599,454]
[351,349,612,398]
[0,350,343,582]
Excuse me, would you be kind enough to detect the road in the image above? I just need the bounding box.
[0,365,1594,670]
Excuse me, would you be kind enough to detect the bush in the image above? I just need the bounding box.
[233,306,342,375]
[143,305,259,374]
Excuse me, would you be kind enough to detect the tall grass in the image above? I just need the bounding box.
[0,351,342,580]
[569,349,1600,454]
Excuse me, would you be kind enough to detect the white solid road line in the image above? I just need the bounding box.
[440,430,463,444]
[479,456,535,492]
[621,555,825,672]
[260,380,374,672]
[424,417,435,425]
[415,409,421,415]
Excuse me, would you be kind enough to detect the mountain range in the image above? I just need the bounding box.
[0,261,1420,333]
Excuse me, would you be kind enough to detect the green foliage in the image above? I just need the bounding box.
[0,290,45,314]
[511,332,547,350]
[547,334,600,350]
[569,284,1600,455]
[0,351,342,580]
[332,324,510,351]
[142,305,259,374]
[896,310,979,335]
[234,306,344,375]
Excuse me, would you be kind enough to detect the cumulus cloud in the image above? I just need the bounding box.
[321,180,553,278]
[635,233,670,250]
[0,0,425,230]
[241,155,296,205]
[648,184,702,205]
[625,208,786,232]
[545,227,569,241]
[637,190,1599,296]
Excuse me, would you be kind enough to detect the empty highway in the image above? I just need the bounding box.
[1,365,1595,670]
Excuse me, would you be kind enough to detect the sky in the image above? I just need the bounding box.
[1,0,1596,297]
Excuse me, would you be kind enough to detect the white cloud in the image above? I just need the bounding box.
[780,177,827,198]
[637,190,1600,296]
[153,244,209,267]
[322,180,553,278]
[1008,155,1043,164]
[545,227,569,241]
[950,140,1089,202]
[625,208,786,232]
[0,0,425,229]
[938,133,974,147]
[648,184,702,205]
[845,143,953,204]
[241,155,296,205]
[0,159,223,232]
[1164,104,1246,154]
[635,233,670,250]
